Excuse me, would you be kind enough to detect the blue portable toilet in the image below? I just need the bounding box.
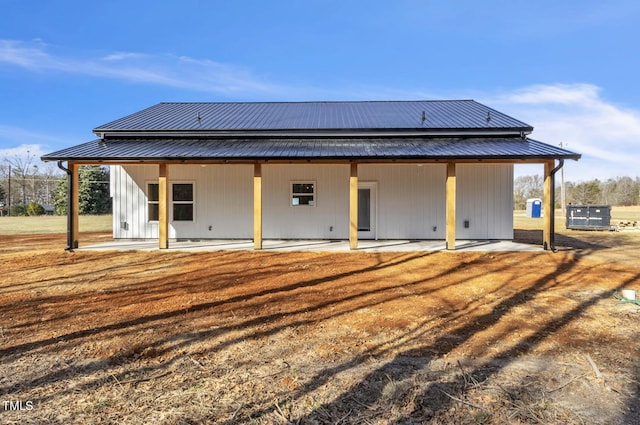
[526,198,543,218]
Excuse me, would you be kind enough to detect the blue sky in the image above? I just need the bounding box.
[1,0,639,181]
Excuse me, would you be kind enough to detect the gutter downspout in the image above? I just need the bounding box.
[57,160,75,251]
[548,159,564,252]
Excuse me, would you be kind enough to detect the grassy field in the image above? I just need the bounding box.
[1,206,637,236]
[514,205,640,230]
[0,215,112,234]
[608,205,640,221]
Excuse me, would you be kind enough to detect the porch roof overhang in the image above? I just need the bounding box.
[41,136,581,163]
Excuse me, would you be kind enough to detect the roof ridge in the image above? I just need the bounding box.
[158,99,477,105]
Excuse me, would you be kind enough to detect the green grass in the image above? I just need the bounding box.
[0,215,112,234]
[1,207,638,235]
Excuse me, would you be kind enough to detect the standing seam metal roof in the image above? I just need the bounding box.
[42,100,582,162]
[94,100,533,132]
[41,137,581,161]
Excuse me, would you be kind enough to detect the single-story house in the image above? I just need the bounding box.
[41,100,580,251]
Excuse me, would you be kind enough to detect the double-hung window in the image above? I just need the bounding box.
[172,183,194,221]
[147,183,159,221]
[147,182,194,222]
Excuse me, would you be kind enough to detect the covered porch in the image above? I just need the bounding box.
[60,157,563,252]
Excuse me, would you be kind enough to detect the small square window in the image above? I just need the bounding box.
[291,182,315,206]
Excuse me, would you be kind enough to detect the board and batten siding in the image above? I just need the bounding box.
[262,164,350,239]
[456,163,514,239]
[110,162,513,241]
[111,164,253,239]
[111,164,153,239]
[359,164,447,239]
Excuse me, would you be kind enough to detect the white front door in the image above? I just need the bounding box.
[358,182,377,239]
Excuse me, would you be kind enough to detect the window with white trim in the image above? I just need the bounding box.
[172,183,194,221]
[147,183,159,221]
[291,181,315,206]
[146,182,195,222]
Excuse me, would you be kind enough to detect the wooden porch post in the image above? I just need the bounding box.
[349,162,358,250]
[159,163,169,249]
[70,162,80,249]
[543,160,554,250]
[254,163,262,250]
[446,161,456,250]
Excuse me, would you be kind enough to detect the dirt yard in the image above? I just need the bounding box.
[1,230,639,424]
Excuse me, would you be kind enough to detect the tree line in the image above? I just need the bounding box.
[514,175,640,210]
[0,158,111,216]
[1,156,637,216]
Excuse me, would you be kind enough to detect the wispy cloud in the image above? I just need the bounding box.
[0,39,286,96]
[0,125,74,168]
[0,124,71,146]
[504,83,601,106]
[487,83,640,181]
[2,41,638,182]
[0,142,53,172]
[0,39,52,69]
[0,143,46,159]
[347,83,640,180]
[100,52,147,61]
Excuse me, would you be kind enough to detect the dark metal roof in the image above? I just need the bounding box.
[43,100,580,163]
[42,137,581,162]
[94,100,533,133]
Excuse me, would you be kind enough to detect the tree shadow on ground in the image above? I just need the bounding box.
[514,228,610,251]
[0,252,428,361]
[276,264,639,424]
[623,391,640,425]
[2,238,638,424]
[3,251,456,405]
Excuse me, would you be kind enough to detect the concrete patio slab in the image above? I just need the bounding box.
[78,239,543,253]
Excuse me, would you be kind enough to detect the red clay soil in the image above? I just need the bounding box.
[1,232,639,424]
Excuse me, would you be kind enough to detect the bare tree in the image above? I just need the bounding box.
[613,176,639,206]
[514,175,544,209]
[4,150,36,206]
[34,163,63,207]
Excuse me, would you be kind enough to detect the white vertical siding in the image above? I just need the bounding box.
[359,164,446,239]
[162,164,253,239]
[111,165,158,239]
[111,165,118,238]
[261,163,449,240]
[263,164,349,239]
[456,163,513,239]
[112,164,253,239]
[111,162,513,241]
